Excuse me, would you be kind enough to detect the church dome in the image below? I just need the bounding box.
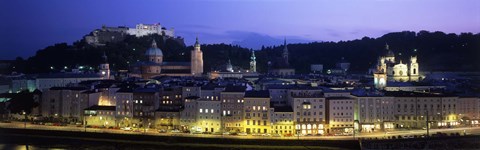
[386,50,395,57]
[384,43,395,57]
[145,40,163,56]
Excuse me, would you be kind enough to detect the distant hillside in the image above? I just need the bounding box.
[280,31,480,73]
[7,31,480,74]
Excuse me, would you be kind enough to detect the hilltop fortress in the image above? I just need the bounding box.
[84,23,181,46]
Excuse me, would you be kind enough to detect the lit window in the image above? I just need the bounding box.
[211,109,214,113]
[199,109,203,113]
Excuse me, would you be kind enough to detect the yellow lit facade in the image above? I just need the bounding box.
[244,96,270,134]
[271,110,295,135]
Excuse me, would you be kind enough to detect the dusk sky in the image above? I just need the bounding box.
[0,0,479,60]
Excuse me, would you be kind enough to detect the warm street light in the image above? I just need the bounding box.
[22,111,26,129]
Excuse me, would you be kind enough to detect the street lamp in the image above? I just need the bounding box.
[426,110,430,138]
[83,111,87,132]
[22,111,26,129]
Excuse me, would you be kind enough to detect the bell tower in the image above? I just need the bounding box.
[191,37,204,75]
[250,50,256,72]
[409,54,419,81]
[99,51,110,79]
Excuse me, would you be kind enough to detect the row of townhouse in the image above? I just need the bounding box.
[354,92,480,132]
[40,83,480,135]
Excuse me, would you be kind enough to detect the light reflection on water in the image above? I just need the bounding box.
[0,144,67,150]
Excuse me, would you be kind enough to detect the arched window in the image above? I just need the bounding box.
[413,69,416,74]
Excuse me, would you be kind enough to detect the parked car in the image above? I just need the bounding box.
[158,129,167,133]
[171,129,181,133]
[133,129,142,132]
[252,133,261,136]
[121,127,132,131]
[272,133,281,137]
[223,132,230,135]
[192,131,202,134]
[342,133,353,136]
[230,132,238,136]
[238,132,247,136]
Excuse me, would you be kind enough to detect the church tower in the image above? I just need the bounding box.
[191,37,204,75]
[374,73,387,90]
[226,59,233,72]
[283,38,289,66]
[250,50,256,72]
[409,54,419,81]
[384,43,395,63]
[99,51,110,79]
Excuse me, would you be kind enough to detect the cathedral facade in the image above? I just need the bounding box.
[373,44,420,89]
[130,38,203,79]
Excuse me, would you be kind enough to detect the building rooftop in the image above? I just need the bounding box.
[161,69,192,74]
[49,87,88,91]
[327,96,354,100]
[84,105,115,111]
[133,88,159,93]
[223,85,246,93]
[272,106,293,112]
[245,90,270,98]
[185,96,200,100]
[384,91,457,97]
[37,73,102,79]
[291,93,324,98]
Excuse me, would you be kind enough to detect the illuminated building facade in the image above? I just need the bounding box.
[372,44,420,86]
[354,95,395,132]
[270,106,295,136]
[196,99,221,133]
[244,91,271,134]
[327,97,355,134]
[221,86,246,132]
[84,105,116,127]
[292,96,326,135]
